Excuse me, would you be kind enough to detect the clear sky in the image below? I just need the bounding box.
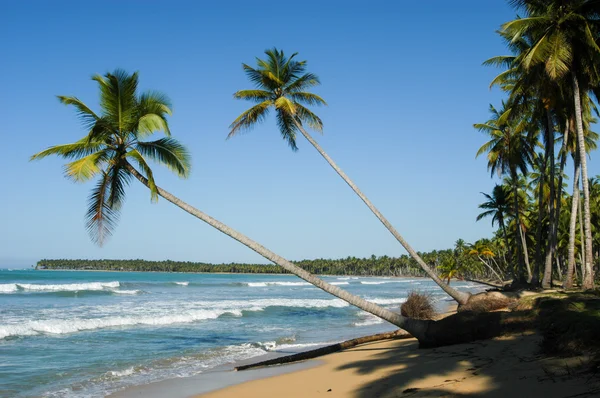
[1,1,598,268]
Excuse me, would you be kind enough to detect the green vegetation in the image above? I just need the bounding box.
[35,249,505,278]
[475,0,600,290]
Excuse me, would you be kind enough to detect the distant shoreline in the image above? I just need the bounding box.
[33,268,432,279]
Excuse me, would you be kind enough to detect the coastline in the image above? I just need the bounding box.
[196,333,596,398]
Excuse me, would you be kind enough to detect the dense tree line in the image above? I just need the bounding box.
[36,251,501,280]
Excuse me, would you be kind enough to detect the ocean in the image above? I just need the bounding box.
[0,269,486,397]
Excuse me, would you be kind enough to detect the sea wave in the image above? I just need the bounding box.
[246,281,311,287]
[0,298,352,339]
[367,297,407,305]
[0,309,244,339]
[360,280,420,285]
[174,282,189,286]
[1,281,121,293]
[330,281,349,285]
[109,289,141,295]
[0,283,18,293]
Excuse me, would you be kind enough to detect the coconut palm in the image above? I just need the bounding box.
[475,102,536,283]
[477,184,511,263]
[31,69,439,343]
[502,0,600,289]
[229,48,470,305]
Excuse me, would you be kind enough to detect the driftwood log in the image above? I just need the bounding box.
[235,329,411,371]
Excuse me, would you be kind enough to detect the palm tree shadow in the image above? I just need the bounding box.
[335,333,593,398]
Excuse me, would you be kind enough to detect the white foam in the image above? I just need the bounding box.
[0,309,243,339]
[110,289,141,295]
[331,282,349,285]
[0,298,350,339]
[354,317,384,327]
[108,367,135,377]
[368,297,407,305]
[196,298,350,310]
[0,283,18,293]
[174,282,189,286]
[16,281,120,292]
[246,281,311,287]
[337,277,350,280]
[360,281,386,285]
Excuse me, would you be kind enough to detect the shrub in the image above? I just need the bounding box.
[401,291,436,320]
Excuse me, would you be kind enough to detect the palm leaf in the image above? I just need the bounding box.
[64,150,108,182]
[135,138,190,177]
[31,138,104,161]
[126,151,159,202]
[275,109,299,151]
[85,171,119,246]
[233,90,272,102]
[228,100,272,136]
[289,92,327,106]
[57,96,99,129]
[295,104,324,133]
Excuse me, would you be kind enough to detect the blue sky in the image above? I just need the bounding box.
[1,1,598,268]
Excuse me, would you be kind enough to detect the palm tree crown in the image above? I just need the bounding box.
[229,48,327,150]
[31,69,190,245]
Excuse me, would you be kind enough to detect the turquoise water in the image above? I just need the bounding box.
[0,270,486,397]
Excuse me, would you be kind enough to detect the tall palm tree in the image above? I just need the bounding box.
[476,103,536,283]
[31,69,433,340]
[229,48,470,305]
[477,184,512,275]
[502,0,600,289]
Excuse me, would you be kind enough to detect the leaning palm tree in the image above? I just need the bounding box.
[229,48,470,305]
[31,69,442,343]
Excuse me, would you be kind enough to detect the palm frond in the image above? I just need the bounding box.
[285,73,321,93]
[31,138,104,161]
[57,96,99,129]
[276,109,299,151]
[228,100,272,136]
[135,138,190,178]
[85,171,119,246]
[137,114,171,138]
[289,92,327,106]
[233,90,272,102]
[63,150,109,182]
[106,163,131,210]
[125,152,159,202]
[295,103,324,133]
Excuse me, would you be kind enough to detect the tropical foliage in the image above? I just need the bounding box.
[475,0,600,289]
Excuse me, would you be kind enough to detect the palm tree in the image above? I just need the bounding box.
[229,48,470,305]
[502,0,600,289]
[477,185,511,260]
[31,69,435,341]
[475,102,536,283]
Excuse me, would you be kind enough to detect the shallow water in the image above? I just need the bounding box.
[0,269,486,397]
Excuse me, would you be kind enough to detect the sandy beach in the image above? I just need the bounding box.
[199,332,598,398]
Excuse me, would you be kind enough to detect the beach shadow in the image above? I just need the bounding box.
[336,333,598,398]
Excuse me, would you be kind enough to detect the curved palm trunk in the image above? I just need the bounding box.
[477,255,504,283]
[564,150,580,288]
[542,111,556,289]
[124,163,432,338]
[500,220,516,280]
[532,154,547,287]
[511,170,529,283]
[572,76,595,290]
[579,193,586,284]
[553,125,569,281]
[292,120,470,305]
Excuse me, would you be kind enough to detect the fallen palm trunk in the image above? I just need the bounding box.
[235,329,411,371]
